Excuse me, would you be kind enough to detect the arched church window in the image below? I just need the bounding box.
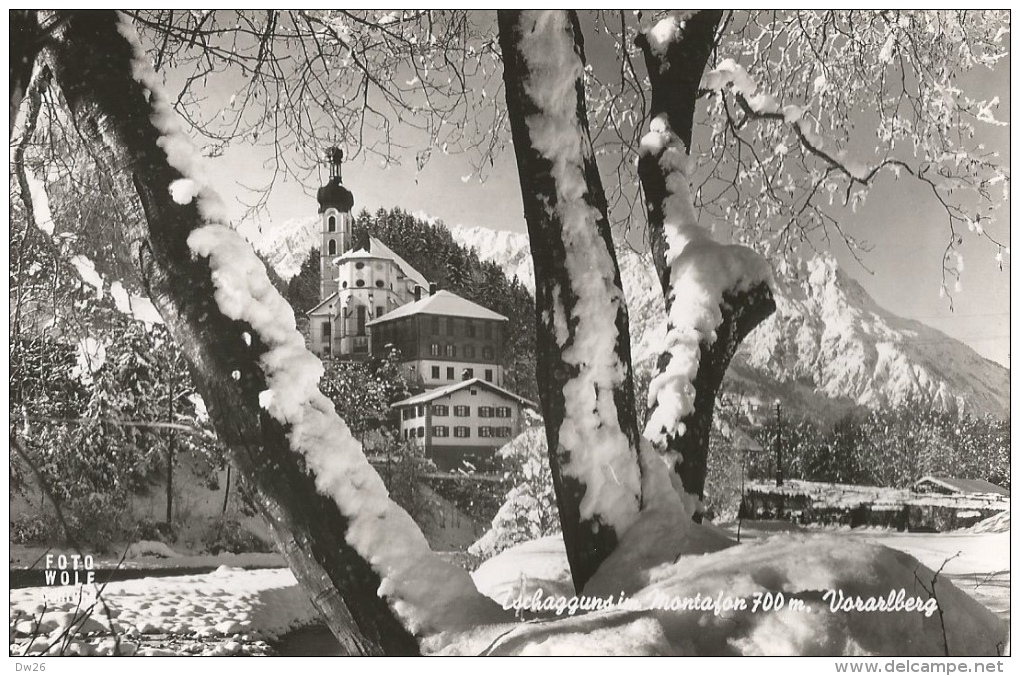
[328,215,336,232]
[328,240,336,255]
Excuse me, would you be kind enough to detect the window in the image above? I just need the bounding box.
[375,280,384,288]
[466,321,475,338]
[432,405,449,416]
[445,344,455,358]
[328,215,337,232]
[484,322,492,339]
[356,306,366,336]
[342,281,348,289]
[404,429,409,440]
[454,405,470,417]
[484,369,493,383]
[417,404,425,417]
[496,406,511,418]
[454,426,470,438]
[417,426,425,438]
[431,316,440,333]
[482,346,494,360]
[447,318,455,336]
[470,388,477,396]
[432,426,449,438]
[409,427,417,438]
[431,366,440,380]
[465,345,475,359]
[403,408,414,420]
[328,239,337,255]
[355,262,364,270]
[478,406,493,418]
[430,343,440,357]
[479,426,492,438]
[446,367,454,380]
[356,279,365,287]
[321,322,331,340]
[463,368,474,379]
[376,305,384,318]
[497,427,512,438]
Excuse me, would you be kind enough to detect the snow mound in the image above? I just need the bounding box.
[124,540,179,559]
[452,521,1006,656]
[472,535,575,604]
[970,509,1010,534]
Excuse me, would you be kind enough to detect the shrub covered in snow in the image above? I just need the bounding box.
[470,427,559,560]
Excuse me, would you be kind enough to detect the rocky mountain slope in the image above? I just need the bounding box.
[447,225,1010,421]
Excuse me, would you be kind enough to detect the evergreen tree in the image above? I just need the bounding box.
[287,247,321,312]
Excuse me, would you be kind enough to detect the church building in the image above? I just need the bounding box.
[303,148,535,468]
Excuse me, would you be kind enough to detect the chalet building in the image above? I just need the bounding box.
[366,289,507,390]
[391,378,536,468]
[301,148,532,466]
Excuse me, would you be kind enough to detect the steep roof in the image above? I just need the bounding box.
[367,237,429,290]
[329,237,428,290]
[306,291,338,316]
[366,289,507,326]
[391,378,536,409]
[914,476,1010,497]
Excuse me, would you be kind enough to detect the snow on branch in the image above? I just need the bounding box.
[701,54,1011,276]
[517,11,642,532]
[637,99,771,454]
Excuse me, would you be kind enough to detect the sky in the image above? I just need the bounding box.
[189,11,1011,369]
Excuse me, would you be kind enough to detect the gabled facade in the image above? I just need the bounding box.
[308,244,428,359]
[366,290,507,389]
[391,378,536,469]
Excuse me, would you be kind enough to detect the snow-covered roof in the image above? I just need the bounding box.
[328,237,429,291]
[333,249,384,262]
[366,290,507,326]
[913,476,1010,497]
[391,378,536,409]
[306,291,338,316]
[367,236,429,290]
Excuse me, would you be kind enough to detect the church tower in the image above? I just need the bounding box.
[317,147,355,299]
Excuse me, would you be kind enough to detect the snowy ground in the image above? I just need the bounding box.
[9,566,318,656]
[724,519,1010,625]
[8,516,1009,656]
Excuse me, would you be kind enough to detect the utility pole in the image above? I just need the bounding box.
[775,400,784,487]
[166,376,175,525]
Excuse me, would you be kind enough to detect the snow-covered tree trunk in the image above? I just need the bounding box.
[498,10,645,591]
[30,10,500,655]
[636,13,776,516]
